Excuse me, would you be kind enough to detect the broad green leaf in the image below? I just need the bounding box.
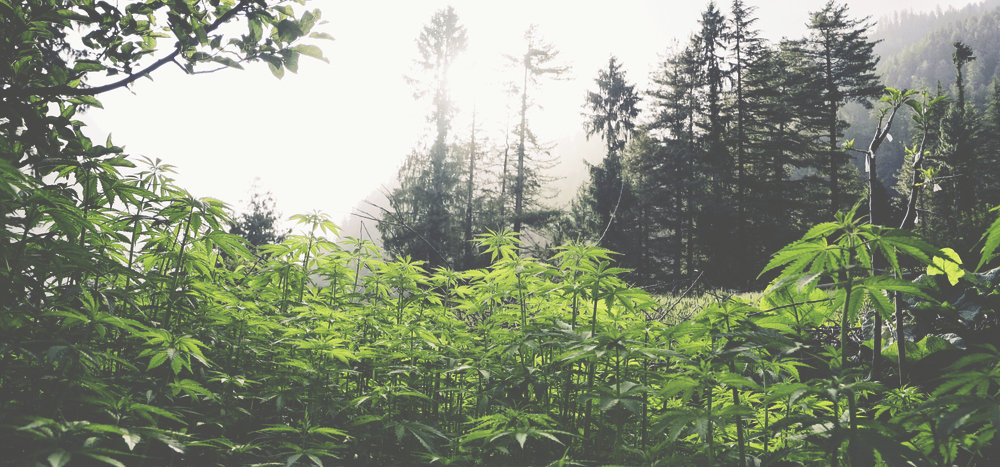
[293,44,327,62]
[927,248,965,285]
[212,56,244,69]
[310,31,335,40]
[73,59,105,72]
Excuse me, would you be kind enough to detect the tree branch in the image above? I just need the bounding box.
[354,201,454,269]
[1,0,252,100]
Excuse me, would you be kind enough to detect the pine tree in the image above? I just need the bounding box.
[581,57,641,269]
[727,0,763,230]
[727,3,805,285]
[646,40,706,286]
[944,41,977,216]
[982,78,1000,206]
[230,185,289,248]
[696,2,730,193]
[463,110,478,268]
[802,0,882,217]
[380,7,467,267]
[922,41,986,253]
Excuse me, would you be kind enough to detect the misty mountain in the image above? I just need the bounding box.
[845,1,1000,192]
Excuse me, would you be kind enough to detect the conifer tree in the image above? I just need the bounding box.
[981,78,1000,206]
[463,110,478,268]
[943,41,977,217]
[802,0,882,217]
[727,0,763,228]
[380,7,467,266]
[580,57,641,269]
[727,2,803,284]
[646,40,706,284]
[696,2,730,193]
[230,185,289,248]
[509,25,568,240]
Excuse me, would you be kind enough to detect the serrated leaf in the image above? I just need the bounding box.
[864,286,893,321]
[864,276,932,301]
[977,210,1000,271]
[147,352,167,370]
[847,284,865,322]
[760,238,828,278]
[170,356,184,375]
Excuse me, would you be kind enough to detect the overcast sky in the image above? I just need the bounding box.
[82,0,982,232]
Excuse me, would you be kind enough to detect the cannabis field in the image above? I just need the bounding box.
[1,149,999,465]
[4,0,1000,465]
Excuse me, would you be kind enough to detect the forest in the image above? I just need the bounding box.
[2,0,1000,466]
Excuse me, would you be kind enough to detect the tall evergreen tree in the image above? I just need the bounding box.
[581,57,641,267]
[943,41,977,216]
[982,78,1000,206]
[509,25,568,240]
[802,0,882,217]
[463,110,478,268]
[646,40,705,285]
[726,0,763,228]
[380,7,467,266]
[726,1,801,285]
[230,185,289,248]
[696,2,730,193]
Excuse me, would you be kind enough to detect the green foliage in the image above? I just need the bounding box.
[576,56,644,280]
[230,185,289,248]
[6,149,999,464]
[5,1,1000,465]
[380,7,469,269]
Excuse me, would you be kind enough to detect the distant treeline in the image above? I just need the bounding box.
[377,0,1000,292]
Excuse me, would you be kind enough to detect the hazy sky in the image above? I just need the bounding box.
[82,0,982,231]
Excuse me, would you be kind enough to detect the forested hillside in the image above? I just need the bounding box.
[843,0,1000,197]
[3,1,1000,466]
[877,0,1000,105]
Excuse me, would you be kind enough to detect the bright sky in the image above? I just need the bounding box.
[82,0,980,231]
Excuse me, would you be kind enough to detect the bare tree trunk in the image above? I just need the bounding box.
[464,110,476,268]
[825,50,840,218]
[514,60,528,239]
